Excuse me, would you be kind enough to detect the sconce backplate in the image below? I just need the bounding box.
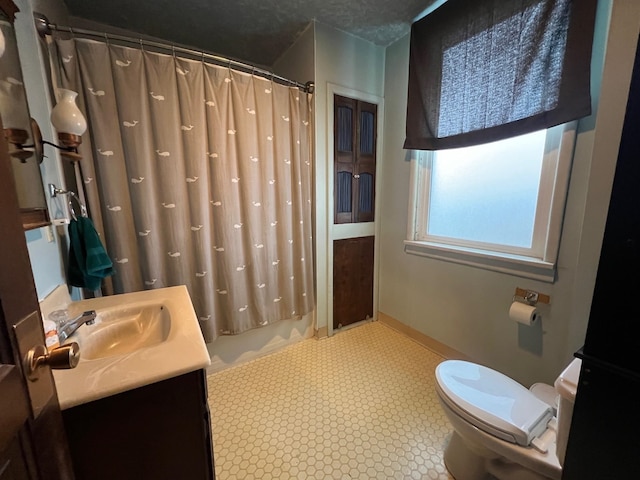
[30,118,44,164]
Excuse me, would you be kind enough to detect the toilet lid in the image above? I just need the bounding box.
[436,360,554,446]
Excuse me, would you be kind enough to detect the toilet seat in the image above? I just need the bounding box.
[436,360,554,447]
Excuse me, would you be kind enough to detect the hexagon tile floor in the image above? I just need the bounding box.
[206,320,455,479]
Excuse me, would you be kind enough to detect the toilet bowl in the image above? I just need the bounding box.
[435,358,581,480]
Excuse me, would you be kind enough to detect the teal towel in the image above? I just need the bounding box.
[67,216,114,290]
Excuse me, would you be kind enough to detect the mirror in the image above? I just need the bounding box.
[0,2,50,230]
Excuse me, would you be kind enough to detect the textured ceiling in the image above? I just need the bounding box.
[61,0,436,66]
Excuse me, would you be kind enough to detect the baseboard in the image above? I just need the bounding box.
[378,312,471,361]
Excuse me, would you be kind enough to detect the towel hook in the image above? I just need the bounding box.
[48,183,87,220]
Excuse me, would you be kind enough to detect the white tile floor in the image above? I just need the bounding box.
[207,321,455,479]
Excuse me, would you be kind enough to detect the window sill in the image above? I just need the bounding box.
[403,240,556,283]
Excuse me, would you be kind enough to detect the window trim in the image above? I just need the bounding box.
[405,122,577,283]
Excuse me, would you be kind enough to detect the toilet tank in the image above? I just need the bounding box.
[553,358,582,466]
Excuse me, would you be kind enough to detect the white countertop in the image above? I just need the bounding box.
[52,286,210,410]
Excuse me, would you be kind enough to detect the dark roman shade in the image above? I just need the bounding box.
[404,0,598,150]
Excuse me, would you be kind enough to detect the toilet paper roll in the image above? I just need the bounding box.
[509,301,539,326]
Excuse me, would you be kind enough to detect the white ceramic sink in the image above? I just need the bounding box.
[78,303,171,360]
[52,286,210,410]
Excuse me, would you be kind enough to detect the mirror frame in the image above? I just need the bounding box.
[1,0,51,230]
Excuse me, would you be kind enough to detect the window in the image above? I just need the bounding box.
[405,123,576,282]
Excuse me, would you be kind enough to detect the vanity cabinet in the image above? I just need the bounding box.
[61,369,215,480]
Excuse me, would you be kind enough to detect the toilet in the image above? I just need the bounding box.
[435,358,581,480]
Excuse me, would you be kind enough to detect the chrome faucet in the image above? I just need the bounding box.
[58,310,97,342]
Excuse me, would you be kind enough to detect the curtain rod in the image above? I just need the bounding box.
[34,13,315,94]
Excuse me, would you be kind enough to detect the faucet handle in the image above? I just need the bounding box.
[24,343,81,381]
[78,310,97,325]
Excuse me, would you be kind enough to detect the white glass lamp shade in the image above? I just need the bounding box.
[50,88,87,136]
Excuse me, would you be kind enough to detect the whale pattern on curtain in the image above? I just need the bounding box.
[53,37,315,342]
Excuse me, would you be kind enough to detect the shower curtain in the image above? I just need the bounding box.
[52,37,315,342]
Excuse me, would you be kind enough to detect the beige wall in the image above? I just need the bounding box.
[378,0,640,386]
[273,22,315,86]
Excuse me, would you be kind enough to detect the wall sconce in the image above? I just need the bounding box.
[46,88,87,161]
[0,78,34,162]
[4,88,87,163]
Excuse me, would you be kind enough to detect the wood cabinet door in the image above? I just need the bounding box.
[334,95,377,224]
[333,236,374,329]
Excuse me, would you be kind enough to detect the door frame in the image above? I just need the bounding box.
[325,83,384,337]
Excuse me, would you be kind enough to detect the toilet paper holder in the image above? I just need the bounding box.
[513,288,550,306]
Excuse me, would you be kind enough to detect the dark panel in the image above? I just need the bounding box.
[333,236,374,329]
[357,101,377,160]
[358,173,373,213]
[562,35,640,480]
[337,106,353,153]
[62,370,214,480]
[562,358,640,479]
[337,172,353,214]
[581,34,640,374]
[0,435,30,480]
[359,110,375,155]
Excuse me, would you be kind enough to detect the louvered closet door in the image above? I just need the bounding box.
[334,95,377,224]
[335,95,356,224]
[355,101,376,222]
